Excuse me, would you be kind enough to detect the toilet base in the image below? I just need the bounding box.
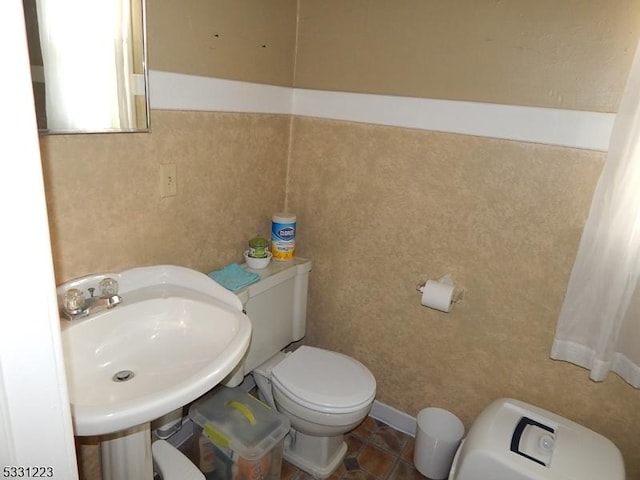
[284,431,347,479]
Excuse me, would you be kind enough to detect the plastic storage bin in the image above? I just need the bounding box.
[189,386,290,480]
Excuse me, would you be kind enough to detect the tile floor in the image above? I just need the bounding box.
[280,416,425,480]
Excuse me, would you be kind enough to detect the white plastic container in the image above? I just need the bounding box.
[449,398,625,480]
[189,387,290,480]
[243,250,272,269]
[271,213,296,261]
[414,407,465,480]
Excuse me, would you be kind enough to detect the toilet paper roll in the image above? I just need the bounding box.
[420,280,454,312]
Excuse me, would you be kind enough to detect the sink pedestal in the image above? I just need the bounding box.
[101,423,153,480]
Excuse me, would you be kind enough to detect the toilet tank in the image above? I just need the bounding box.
[224,258,312,386]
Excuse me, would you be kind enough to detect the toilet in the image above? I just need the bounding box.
[223,258,376,479]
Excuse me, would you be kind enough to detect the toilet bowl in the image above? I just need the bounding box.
[253,346,376,478]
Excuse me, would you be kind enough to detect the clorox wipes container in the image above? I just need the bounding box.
[271,213,296,261]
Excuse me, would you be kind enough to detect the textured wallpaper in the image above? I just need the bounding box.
[41,111,290,284]
[286,117,639,478]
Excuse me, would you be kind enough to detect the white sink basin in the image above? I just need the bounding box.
[57,265,251,436]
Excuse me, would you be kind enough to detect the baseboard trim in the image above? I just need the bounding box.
[369,400,417,437]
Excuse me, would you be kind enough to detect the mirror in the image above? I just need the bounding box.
[23,0,150,134]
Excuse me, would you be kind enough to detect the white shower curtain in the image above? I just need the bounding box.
[550,42,640,388]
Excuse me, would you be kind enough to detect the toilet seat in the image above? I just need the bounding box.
[271,346,376,414]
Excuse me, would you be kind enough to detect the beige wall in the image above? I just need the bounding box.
[40,1,640,478]
[148,0,298,87]
[295,0,640,112]
[41,111,290,283]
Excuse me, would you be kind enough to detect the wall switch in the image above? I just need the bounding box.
[160,164,177,197]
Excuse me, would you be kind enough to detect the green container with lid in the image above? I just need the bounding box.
[248,237,269,258]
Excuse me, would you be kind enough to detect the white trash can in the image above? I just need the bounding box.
[414,407,465,480]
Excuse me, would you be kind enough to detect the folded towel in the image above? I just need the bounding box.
[208,263,260,291]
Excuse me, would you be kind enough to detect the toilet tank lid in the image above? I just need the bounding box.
[235,257,312,305]
[271,346,376,414]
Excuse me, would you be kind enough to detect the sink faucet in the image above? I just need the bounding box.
[86,294,122,314]
[61,277,122,320]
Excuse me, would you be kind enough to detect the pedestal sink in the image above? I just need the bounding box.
[57,265,252,480]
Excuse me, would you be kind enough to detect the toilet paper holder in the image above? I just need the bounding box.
[416,275,465,310]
